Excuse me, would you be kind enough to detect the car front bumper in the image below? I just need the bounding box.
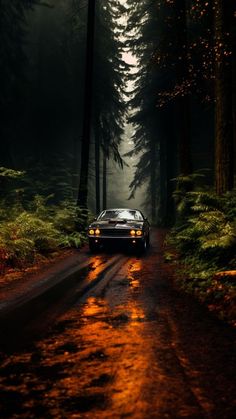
[87,235,145,244]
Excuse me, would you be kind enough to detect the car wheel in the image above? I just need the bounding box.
[137,238,147,254]
[89,240,100,253]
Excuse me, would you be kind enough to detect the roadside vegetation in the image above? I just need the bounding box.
[167,174,236,326]
[0,167,87,275]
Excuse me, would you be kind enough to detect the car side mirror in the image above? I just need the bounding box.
[93,217,97,221]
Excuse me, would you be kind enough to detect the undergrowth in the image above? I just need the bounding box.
[167,173,236,326]
[0,167,89,273]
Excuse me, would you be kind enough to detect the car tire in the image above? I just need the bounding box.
[137,238,147,254]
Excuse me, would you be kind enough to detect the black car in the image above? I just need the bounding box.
[87,208,150,253]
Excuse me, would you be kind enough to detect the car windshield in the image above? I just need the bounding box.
[98,210,143,221]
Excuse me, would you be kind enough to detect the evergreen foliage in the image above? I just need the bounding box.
[123,0,235,221]
[93,1,126,162]
[123,0,162,223]
[0,168,87,273]
[169,176,236,281]
[91,0,128,211]
[167,175,236,324]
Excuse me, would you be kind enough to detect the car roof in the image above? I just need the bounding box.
[101,208,140,212]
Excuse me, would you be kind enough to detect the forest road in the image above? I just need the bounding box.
[0,229,235,418]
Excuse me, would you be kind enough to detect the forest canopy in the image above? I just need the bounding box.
[0,0,235,252]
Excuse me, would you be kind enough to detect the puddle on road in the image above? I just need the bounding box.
[127,260,142,289]
[86,256,107,283]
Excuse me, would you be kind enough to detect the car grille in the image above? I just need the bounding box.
[100,229,130,237]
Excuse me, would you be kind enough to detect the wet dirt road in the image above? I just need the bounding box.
[0,230,235,418]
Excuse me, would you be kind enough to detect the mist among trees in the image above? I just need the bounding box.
[0,0,236,277]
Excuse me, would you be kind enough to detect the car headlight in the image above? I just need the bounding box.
[130,230,136,236]
[89,229,95,235]
[95,228,101,235]
[136,230,142,236]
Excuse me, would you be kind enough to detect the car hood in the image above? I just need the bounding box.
[89,220,144,229]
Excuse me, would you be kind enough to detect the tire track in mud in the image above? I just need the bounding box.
[0,254,127,350]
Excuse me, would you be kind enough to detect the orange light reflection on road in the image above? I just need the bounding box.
[129,304,146,322]
[0,232,225,419]
[75,297,149,414]
[82,296,108,318]
[0,287,174,418]
[127,259,142,288]
[86,256,105,282]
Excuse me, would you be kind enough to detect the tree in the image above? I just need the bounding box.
[77,0,96,210]
[173,0,192,175]
[0,0,40,168]
[124,0,235,225]
[92,0,127,212]
[214,0,234,194]
[124,0,178,224]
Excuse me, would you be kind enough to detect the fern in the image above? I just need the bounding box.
[15,212,61,251]
[169,182,236,325]
[29,194,55,220]
[200,222,236,250]
[59,232,82,249]
[0,167,90,271]
[0,167,25,179]
[169,181,236,278]
[0,224,35,267]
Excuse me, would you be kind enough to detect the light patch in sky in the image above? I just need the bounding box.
[123,50,137,65]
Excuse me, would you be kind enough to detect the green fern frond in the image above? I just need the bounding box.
[200,223,236,250]
[0,167,25,179]
[191,204,214,213]
[60,232,82,249]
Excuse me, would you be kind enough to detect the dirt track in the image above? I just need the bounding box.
[0,230,235,418]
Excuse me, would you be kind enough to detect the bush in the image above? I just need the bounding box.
[15,212,62,252]
[0,167,89,272]
[0,198,88,271]
[171,186,236,266]
[0,212,62,270]
[168,178,236,324]
[0,223,35,269]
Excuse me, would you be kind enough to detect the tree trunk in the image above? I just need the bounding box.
[0,133,12,168]
[77,0,96,209]
[158,134,167,225]
[158,106,177,226]
[178,97,192,175]
[214,0,234,194]
[175,0,192,176]
[150,136,158,224]
[102,151,107,210]
[230,1,236,178]
[95,124,101,214]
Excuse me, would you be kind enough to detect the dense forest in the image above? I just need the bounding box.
[1,0,235,216]
[0,0,236,317]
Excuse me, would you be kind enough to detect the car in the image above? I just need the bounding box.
[87,208,150,253]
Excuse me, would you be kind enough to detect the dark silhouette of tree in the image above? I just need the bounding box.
[0,0,40,167]
[77,0,96,209]
[0,0,85,202]
[123,1,156,222]
[124,0,235,224]
[124,0,177,224]
[173,0,192,176]
[92,0,128,212]
[214,0,234,194]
